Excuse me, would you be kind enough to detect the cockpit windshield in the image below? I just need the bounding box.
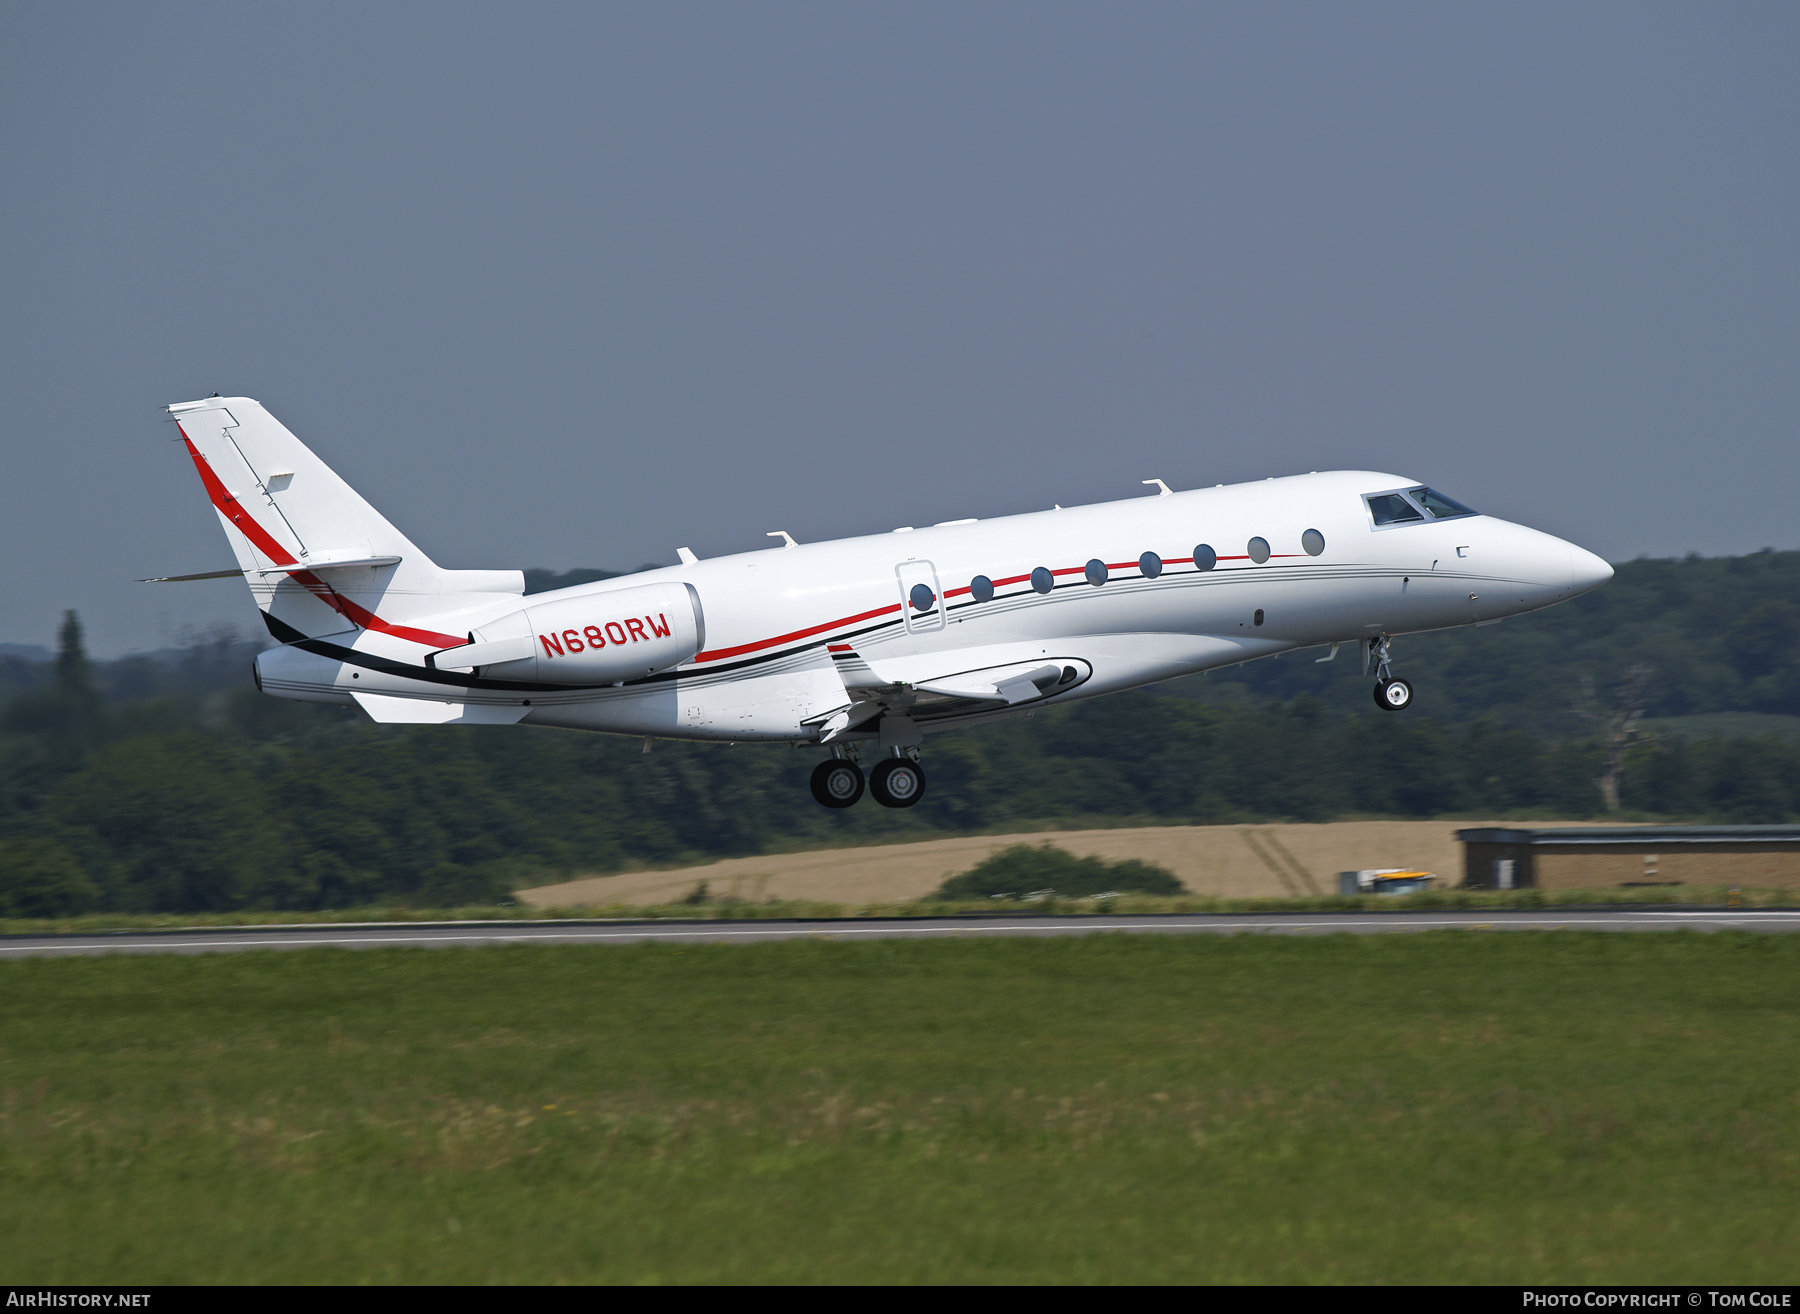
[1410,487,1477,519]
[1366,492,1425,525]
[1365,486,1479,527]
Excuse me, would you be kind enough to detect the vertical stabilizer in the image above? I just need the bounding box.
[167,396,523,646]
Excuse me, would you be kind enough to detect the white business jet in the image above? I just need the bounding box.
[153,396,1612,809]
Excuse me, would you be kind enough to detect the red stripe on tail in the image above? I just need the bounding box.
[179,426,464,650]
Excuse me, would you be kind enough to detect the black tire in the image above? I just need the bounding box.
[868,757,927,808]
[1374,677,1414,711]
[810,759,865,808]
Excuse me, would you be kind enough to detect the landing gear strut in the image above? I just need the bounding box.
[1368,636,1414,712]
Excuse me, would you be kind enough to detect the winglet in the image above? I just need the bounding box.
[826,641,885,689]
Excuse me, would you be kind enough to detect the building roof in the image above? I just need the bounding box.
[1457,825,1800,846]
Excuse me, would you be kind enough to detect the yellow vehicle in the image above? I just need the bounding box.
[1338,868,1435,896]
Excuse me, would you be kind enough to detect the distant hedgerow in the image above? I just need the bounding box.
[933,844,1183,901]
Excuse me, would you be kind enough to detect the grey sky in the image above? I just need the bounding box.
[2,2,1795,656]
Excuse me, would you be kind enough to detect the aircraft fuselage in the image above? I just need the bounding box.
[253,469,1609,741]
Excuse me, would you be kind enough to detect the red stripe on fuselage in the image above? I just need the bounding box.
[178,426,464,650]
[691,549,1314,668]
[693,603,903,663]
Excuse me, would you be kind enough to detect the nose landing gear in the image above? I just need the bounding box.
[1368,636,1414,712]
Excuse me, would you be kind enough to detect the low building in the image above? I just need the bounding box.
[1456,825,1800,891]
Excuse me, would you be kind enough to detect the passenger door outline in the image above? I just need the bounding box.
[895,559,946,633]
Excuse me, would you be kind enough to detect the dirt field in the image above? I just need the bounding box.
[515,820,1605,908]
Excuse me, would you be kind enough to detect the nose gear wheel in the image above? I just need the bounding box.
[1366,635,1413,711]
[1375,677,1414,711]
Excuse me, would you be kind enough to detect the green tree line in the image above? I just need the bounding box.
[3,550,1799,915]
[1188,547,1800,733]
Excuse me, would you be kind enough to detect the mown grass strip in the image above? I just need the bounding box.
[2,932,1797,1283]
[1,883,1793,936]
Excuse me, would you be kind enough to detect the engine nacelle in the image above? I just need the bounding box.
[436,581,705,684]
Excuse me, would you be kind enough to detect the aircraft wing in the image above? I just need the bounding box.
[818,641,1084,732]
[914,664,1065,705]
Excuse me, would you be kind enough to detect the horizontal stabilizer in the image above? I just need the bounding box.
[140,554,403,583]
[352,692,530,725]
[257,554,403,574]
[139,568,249,583]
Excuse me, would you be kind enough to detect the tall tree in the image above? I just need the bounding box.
[1578,664,1656,812]
[55,610,90,698]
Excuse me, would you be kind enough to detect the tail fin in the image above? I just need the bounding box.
[167,396,522,647]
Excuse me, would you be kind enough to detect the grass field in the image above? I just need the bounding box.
[3,933,1798,1283]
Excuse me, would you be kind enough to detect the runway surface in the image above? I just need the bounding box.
[5,909,1800,958]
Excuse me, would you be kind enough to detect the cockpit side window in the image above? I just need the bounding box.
[1410,487,1476,519]
[1365,492,1425,525]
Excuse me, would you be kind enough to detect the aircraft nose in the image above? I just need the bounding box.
[1569,544,1613,596]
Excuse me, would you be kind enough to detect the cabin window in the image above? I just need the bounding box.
[1411,487,1477,519]
[1085,558,1108,586]
[1247,537,1271,564]
[970,574,995,603]
[1302,529,1325,556]
[1254,609,1265,626]
[1139,551,1162,578]
[909,583,936,613]
[1030,566,1054,594]
[1193,544,1217,571]
[1365,492,1425,525]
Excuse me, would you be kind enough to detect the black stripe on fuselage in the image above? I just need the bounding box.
[261,613,606,693]
[259,561,1499,694]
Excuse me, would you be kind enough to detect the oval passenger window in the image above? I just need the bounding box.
[970,574,995,603]
[1302,529,1325,557]
[1247,537,1270,564]
[909,583,936,613]
[1030,566,1054,595]
[1085,558,1107,586]
[1139,551,1162,579]
[1193,544,1217,571]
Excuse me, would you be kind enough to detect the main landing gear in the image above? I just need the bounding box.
[1368,635,1414,712]
[869,755,926,807]
[809,747,927,809]
[809,757,865,808]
